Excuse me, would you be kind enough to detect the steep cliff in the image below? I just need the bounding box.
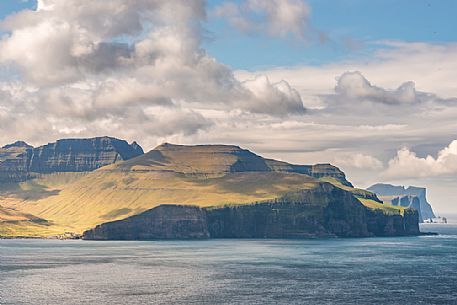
[209,184,419,238]
[366,208,420,236]
[83,205,209,240]
[207,184,370,238]
[368,184,435,222]
[0,137,143,182]
[0,141,33,183]
[83,184,420,240]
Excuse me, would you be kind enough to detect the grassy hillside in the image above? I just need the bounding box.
[0,173,87,237]
[0,143,402,237]
[0,220,72,238]
[3,170,319,234]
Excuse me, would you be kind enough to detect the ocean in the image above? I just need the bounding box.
[1,224,457,305]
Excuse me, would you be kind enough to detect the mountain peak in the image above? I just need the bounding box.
[130,141,144,155]
[2,141,33,150]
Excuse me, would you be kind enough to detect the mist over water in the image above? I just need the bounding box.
[1,227,457,305]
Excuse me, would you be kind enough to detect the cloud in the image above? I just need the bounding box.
[332,71,454,106]
[334,153,384,171]
[0,0,153,84]
[213,0,312,40]
[335,72,417,105]
[0,0,310,147]
[385,140,457,178]
[240,76,305,116]
[232,41,457,200]
[0,2,457,206]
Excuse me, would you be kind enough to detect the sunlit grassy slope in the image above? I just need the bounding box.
[0,220,72,238]
[358,198,405,215]
[0,173,88,237]
[0,143,400,237]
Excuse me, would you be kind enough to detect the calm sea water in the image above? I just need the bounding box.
[1,224,457,305]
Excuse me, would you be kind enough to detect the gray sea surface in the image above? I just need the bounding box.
[1,224,457,305]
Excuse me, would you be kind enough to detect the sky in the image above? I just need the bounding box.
[0,0,456,214]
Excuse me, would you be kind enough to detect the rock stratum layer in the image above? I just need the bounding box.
[83,184,420,240]
[0,137,143,183]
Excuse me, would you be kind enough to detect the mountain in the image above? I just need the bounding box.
[116,143,353,185]
[367,184,436,222]
[0,137,144,183]
[0,141,417,238]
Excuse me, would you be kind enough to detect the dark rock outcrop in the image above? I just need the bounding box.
[83,205,209,240]
[0,137,144,183]
[368,183,435,222]
[83,184,420,240]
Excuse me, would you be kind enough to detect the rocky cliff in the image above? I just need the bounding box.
[0,137,143,183]
[0,141,33,183]
[368,184,435,222]
[83,205,209,240]
[83,184,420,240]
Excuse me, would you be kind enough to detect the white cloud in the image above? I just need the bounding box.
[385,140,457,178]
[213,0,312,40]
[336,72,416,104]
[0,0,310,147]
[236,41,457,99]
[332,71,454,106]
[235,43,457,164]
[0,0,306,117]
[334,153,384,171]
[240,76,305,116]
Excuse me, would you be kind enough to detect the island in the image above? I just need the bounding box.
[0,137,422,239]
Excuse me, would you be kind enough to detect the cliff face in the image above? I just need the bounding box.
[28,137,144,173]
[0,137,143,183]
[406,186,436,221]
[83,205,209,240]
[0,141,33,183]
[207,184,368,238]
[368,183,435,222]
[83,184,420,240]
[208,185,418,238]
[390,195,422,219]
[366,209,419,236]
